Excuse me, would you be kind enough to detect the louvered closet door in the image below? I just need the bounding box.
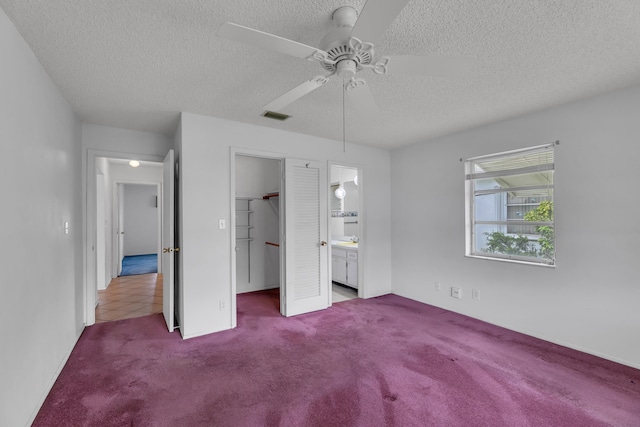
[283,158,328,316]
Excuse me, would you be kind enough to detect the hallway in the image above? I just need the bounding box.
[95,273,162,323]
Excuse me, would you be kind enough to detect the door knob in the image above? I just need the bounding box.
[321,241,327,246]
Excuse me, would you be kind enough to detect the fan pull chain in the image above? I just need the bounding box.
[342,80,346,153]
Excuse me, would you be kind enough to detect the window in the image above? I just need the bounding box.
[465,143,555,266]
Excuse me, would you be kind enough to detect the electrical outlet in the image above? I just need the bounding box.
[435,282,441,291]
[219,300,226,311]
[451,287,462,299]
[472,289,480,300]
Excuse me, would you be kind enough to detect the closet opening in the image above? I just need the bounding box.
[233,154,283,318]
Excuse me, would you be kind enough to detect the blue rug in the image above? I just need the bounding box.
[120,254,157,276]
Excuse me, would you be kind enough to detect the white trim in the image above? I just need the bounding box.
[467,253,555,267]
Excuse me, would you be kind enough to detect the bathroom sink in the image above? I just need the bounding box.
[336,241,358,247]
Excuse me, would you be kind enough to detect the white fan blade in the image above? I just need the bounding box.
[385,55,475,78]
[219,22,324,59]
[264,76,331,112]
[350,0,411,45]
[345,80,380,117]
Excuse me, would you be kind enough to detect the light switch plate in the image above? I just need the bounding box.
[218,219,226,230]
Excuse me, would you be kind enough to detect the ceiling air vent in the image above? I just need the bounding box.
[262,111,290,121]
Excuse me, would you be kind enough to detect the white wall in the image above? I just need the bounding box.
[179,113,392,338]
[0,7,83,426]
[96,173,107,289]
[123,184,158,256]
[235,155,280,197]
[83,124,172,155]
[391,85,640,368]
[96,158,113,286]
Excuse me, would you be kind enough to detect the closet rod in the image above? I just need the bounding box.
[265,241,280,247]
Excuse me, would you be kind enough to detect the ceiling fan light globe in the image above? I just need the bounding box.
[336,60,357,79]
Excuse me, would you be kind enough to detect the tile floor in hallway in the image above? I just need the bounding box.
[332,282,358,303]
[96,273,162,323]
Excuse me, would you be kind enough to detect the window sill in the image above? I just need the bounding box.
[466,254,555,268]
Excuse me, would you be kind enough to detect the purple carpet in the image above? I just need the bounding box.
[34,291,639,426]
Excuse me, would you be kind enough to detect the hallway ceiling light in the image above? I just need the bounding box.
[335,186,346,199]
[129,160,140,167]
[354,175,358,186]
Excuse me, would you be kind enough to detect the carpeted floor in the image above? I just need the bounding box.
[34,290,639,426]
[120,253,157,276]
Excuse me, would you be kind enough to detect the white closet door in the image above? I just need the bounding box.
[283,158,328,316]
[162,149,175,332]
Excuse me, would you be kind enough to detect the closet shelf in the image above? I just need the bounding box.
[262,192,279,200]
[236,225,254,229]
[236,210,254,214]
[236,238,254,241]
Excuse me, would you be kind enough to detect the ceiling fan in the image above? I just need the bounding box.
[219,0,473,117]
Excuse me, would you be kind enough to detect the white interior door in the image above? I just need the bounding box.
[283,158,328,316]
[162,149,175,332]
[96,173,106,290]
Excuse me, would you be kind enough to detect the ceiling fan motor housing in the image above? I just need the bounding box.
[336,60,357,79]
[318,7,372,73]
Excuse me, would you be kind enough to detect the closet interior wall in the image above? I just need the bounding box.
[235,156,281,293]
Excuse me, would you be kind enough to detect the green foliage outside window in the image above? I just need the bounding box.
[483,201,554,260]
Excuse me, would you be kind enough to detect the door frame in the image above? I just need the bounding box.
[84,149,164,326]
[327,161,365,303]
[96,172,107,290]
[229,147,286,328]
[112,181,162,278]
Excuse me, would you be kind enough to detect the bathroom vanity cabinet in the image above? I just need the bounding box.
[331,245,358,289]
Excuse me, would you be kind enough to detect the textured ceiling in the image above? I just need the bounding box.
[2,0,640,150]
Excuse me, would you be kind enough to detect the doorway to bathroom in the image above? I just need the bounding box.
[329,164,363,303]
